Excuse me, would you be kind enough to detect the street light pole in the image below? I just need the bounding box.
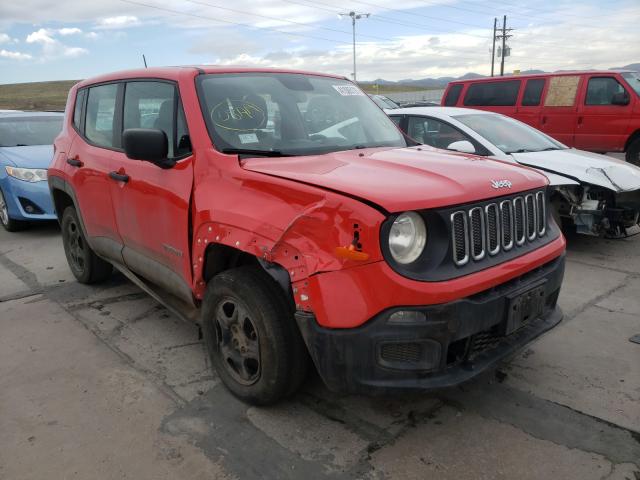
[340,11,369,82]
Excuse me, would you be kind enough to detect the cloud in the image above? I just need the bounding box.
[26,28,55,44]
[96,16,140,29]
[0,49,32,60]
[24,27,89,60]
[58,27,82,36]
[0,33,11,44]
[85,31,99,40]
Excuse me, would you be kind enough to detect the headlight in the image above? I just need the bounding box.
[388,211,427,264]
[5,166,48,183]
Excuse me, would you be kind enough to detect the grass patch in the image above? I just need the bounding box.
[0,80,79,111]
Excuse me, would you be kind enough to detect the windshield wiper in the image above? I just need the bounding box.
[221,148,293,158]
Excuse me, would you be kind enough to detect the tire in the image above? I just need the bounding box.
[0,187,27,232]
[626,138,640,166]
[201,265,308,405]
[61,206,112,284]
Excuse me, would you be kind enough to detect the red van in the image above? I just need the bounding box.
[442,71,640,164]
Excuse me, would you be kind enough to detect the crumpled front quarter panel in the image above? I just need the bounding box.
[190,150,385,303]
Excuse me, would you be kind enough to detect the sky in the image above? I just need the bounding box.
[0,0,638,84]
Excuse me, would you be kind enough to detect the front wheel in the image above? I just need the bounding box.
[61,206,112,284]
[201,266,308,405]
[626,138,640,166]
[0,187,27,232]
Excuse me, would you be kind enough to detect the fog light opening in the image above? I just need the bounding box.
[388,310,427,324]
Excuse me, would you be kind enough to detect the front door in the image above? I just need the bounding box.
[66,82,124,261]
[574,75,633,152]
[109,80,195,302]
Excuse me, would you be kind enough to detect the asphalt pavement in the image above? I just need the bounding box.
[1,214,638,479]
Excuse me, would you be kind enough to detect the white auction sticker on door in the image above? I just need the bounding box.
[333,85,365,96]
[238,133,259,144]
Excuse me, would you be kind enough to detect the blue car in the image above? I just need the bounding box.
[0,111,63,231]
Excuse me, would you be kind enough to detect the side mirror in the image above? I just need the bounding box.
[447,140,476,154]
[611,91,630,106]
[122,128,174,169]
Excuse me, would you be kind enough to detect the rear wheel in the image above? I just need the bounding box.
[61,206,112,284]
[201,266,308,405]
[0,188,27,232]
[626,138,640,166]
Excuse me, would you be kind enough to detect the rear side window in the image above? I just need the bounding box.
[521,79,545,106]
[585,77,626,105]
[444,84,463,106]
[73,89,86,130]
[463,80,521,106]
[123,81,191,159]
[85,84,118,148]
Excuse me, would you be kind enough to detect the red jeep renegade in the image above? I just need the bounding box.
[49,67,566,405]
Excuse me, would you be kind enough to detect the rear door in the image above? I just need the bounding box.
[109,79,195,302]
[65,82,124,261]
[515,78,545,128]
[538,75,581,146]
[574,74,633,152]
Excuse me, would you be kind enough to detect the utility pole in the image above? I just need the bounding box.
[496,15,513,76]
[490,18,497,77]
[339,11,369,82]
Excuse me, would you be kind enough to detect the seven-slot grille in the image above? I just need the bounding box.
[451,190,547,267]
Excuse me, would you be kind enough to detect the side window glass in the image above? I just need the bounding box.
[407,117,471,150]
[444,84,463,106]
[85,84,118,148]
[585,77,626,105]
[544,76,580,107]
[73,89,86,131]
[463,80,520,106]
[123,81,177,157]
[389,116,402,127]
[522,79,545,106]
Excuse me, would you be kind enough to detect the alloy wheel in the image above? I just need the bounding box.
[214,297,261,385]
[65,218,86,273]
[0,190,8,226]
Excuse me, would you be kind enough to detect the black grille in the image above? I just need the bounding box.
[451,190,546,267]
[380,343,422,363]
[486,204,499,255]
[526,194,536,240]
[470,207,485,260]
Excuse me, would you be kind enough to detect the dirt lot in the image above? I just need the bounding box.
[1,218,639,479]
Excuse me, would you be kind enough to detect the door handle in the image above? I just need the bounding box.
[66,157,83,167]
[577,116,583,125]
[108,171,130,183]
[541,116,547,125]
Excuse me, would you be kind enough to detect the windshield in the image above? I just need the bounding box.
[197,73,407,156]
[621,72,640,97]
[453,113,565,154]
[0,116,63,147]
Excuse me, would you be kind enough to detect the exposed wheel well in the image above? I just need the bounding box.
[51,188,74,222]
[202,243,293,301]
[625,130,640,151]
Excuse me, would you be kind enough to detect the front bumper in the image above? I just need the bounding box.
[0,176,56,221]
[296,254,565,395]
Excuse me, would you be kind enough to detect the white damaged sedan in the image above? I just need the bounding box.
[389,107,640,237]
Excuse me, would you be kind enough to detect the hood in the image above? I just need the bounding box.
[0,145,54,169]
[511,148,640,192]
[241,147,547,212]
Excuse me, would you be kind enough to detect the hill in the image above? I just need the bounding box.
[0,80,78,111]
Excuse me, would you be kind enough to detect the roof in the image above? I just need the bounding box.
[0,110,64,118]
[389,106,496,117]
[76,65,348,89]
[447,70,635,84]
